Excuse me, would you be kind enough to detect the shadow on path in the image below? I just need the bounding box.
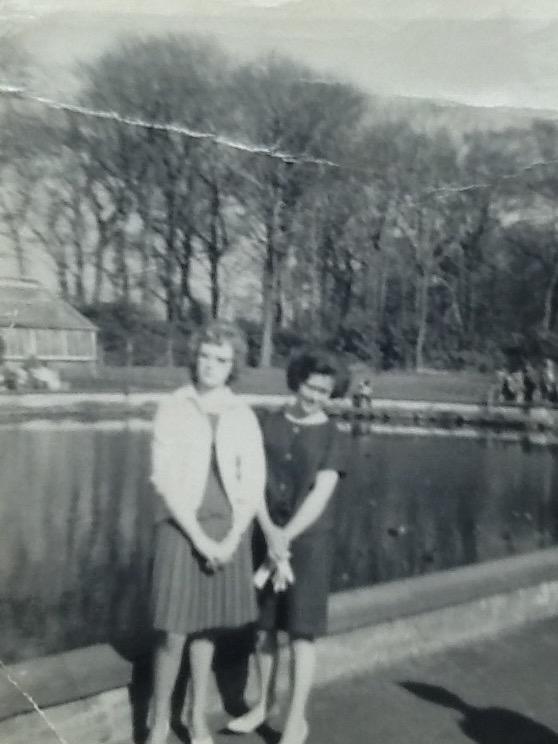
[400,681,558,744]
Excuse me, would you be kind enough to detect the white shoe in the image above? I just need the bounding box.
[226,707,267,734]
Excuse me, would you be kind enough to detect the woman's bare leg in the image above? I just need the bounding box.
[227,630,279,732]
[279,637,315,744]
[188,636,216,740]
[147,632,185,744]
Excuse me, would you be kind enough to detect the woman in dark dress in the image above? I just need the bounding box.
[228,348,350,744]
[147,321,281,744]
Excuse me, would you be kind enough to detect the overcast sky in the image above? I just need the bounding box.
[3,0,558,286]
[9,1,558,19]
[5,0,558,110]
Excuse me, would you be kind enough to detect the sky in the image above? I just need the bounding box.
[4,0,558,111]
[8,0,558,20]
[2,0,558,287]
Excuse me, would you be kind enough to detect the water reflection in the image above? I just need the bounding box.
[0,422,557,663]
[0,422,156,663]
[332,434,558,589]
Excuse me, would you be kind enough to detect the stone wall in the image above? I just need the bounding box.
[2,548,558,744]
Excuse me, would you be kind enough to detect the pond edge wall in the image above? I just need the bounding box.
[2,390,558,438]
[2,547,558,744]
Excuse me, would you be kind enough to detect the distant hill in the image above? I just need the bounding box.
[4,5,558,143]
[10,6,558,114]
[367,94,558,135]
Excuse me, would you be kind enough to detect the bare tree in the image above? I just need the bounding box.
[231,55,366,365]
[45,36,232,320]
[0,35,38,276]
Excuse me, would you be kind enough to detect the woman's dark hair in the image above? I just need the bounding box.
[189,320,248,384]
[286,347,350,398]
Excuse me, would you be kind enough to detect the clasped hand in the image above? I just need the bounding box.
[198,525,292,576]
[252,525,294,593]
[265,524,291,564]
[265,525,294,591]
[199,531,238,572]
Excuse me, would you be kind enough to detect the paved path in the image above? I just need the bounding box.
[166,615,558,744]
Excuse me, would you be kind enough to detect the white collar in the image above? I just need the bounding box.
[284,409,328,426]
[177,384,239,414]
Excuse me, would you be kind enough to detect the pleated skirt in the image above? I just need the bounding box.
[151,519,258,635]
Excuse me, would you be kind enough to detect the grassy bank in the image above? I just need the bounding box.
[59,365,494,404]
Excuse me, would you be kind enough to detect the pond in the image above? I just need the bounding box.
[1,419,557,664]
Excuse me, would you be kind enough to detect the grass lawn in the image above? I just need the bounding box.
[241,367,494,403]
[358,370,493,404]
[62,365,494,404]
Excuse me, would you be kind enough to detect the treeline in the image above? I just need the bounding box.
[2,34,558,369]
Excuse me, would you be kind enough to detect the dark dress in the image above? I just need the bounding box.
[256,409,349,638]
[151,414,257,635]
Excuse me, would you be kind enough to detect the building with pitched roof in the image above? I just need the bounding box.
[0,277,97,369]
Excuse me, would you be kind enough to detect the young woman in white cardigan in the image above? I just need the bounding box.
[147,321,284,744]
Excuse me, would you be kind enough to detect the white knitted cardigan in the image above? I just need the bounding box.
[151,384,266,537]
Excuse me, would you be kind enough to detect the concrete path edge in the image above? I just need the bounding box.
[2,548,558,743]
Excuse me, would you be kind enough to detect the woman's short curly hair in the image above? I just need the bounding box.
[189,320,248,384]
[286,347,350,399]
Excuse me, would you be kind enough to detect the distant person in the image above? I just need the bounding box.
[22,356,42,390]
[147,320,285,744]
[29,362,63,392]
[352,378,373,409]
[540,358,558,404]
[0,364,18,391]
[494,370,516,403]
[522,364,538,404]
[227,348,351,744]
[12,364,29,390]
[502,370,524,403]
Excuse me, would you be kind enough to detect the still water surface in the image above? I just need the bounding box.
[1,421,557,663]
